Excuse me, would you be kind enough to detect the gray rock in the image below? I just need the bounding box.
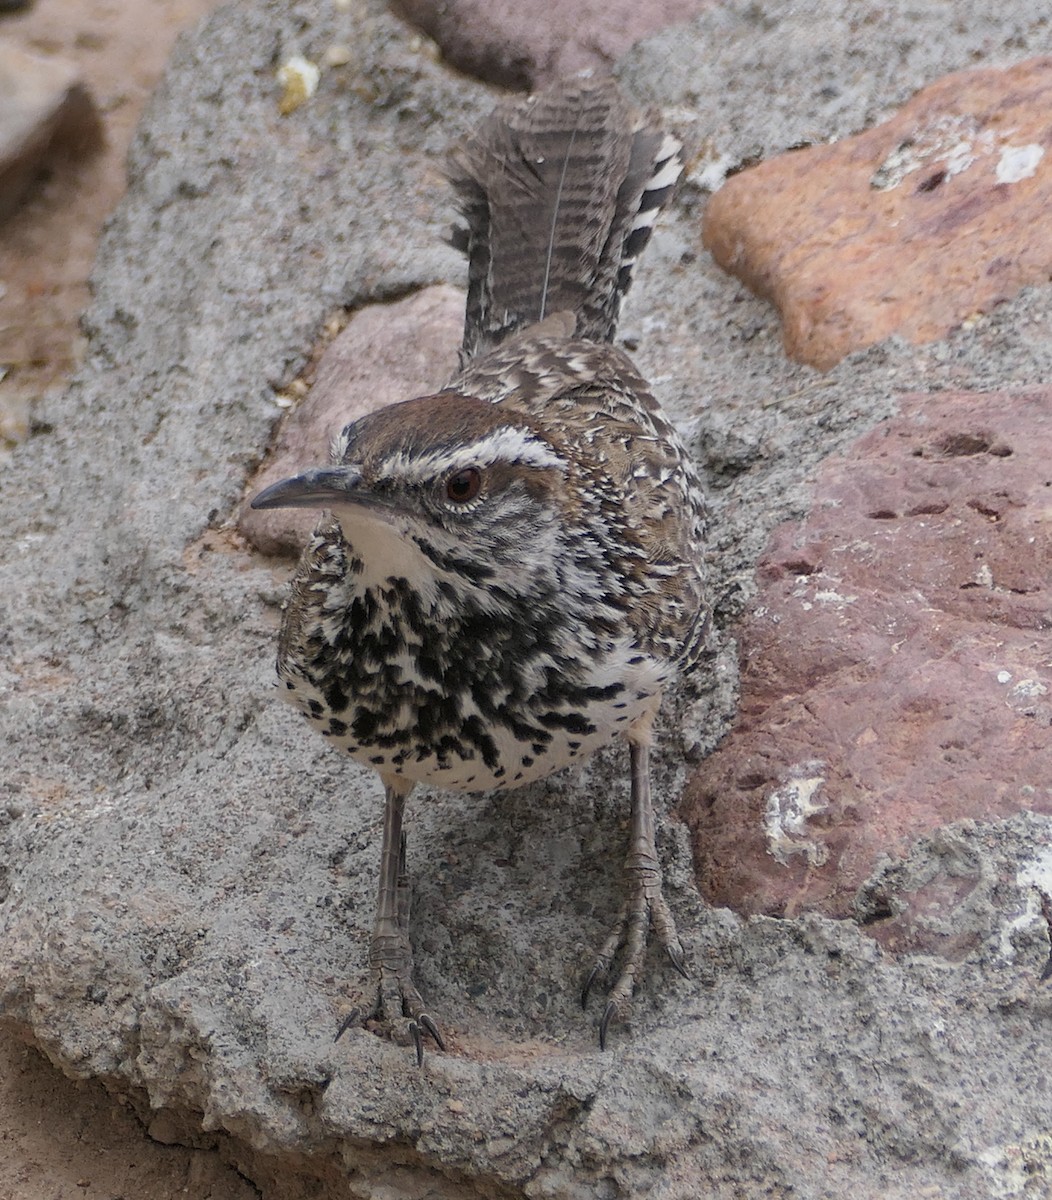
[2,0,1052,1197]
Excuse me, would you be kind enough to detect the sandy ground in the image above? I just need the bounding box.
[0,1033,257,1200]
[0,0,218,445]
[1,3,259,1196]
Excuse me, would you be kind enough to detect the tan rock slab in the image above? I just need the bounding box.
[703,57,1052,369]
[0,40,101,222]
[240,285,463,556]
[681,390,1052,945]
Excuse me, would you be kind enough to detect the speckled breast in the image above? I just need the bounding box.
[275,528,670,793]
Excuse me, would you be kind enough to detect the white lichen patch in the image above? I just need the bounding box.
[1008,678,1049,702]
[1005,676,1051,720]
[870,115,1045,193]
[1017,843,1052,897]
[997,845,1052,964]
[764,763,829,867]
[996,889,1044,963]
[996,143,1044,184]
[812,588,858,606]
[977,1131,1052,1197]
[871,115,992,190]
[975,561,995,589]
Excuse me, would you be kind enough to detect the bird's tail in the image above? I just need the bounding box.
[449,76,682,363]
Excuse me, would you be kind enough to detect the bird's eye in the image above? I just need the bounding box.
[445,467,483,504]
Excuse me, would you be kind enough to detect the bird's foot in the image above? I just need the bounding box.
[335,824,445,1064]
[581,860,688,1049]
[336,948,446,1066]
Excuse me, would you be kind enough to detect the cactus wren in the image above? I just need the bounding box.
[251,77,707,1057]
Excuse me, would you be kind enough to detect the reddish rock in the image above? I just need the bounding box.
[240,285,463,556]
[703,57,1052,369]
[681,391,1052,933]
[0,41,102,222]
[392,0,711,90]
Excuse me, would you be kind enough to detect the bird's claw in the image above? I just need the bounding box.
[583,875,688,1048]
[580,963,603,1010]
[409,1012,446,1065]
[599,1000,617,1051]
[333,1007,361,1043]
[334,993,446,1065]
[665,941,690,981]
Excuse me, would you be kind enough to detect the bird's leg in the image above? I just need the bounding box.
[338,778,445,1062]
[583,738,688,1048]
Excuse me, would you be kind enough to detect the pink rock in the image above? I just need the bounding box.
[240,285,463,556]
[703,57,1052,368]
[0,41,102,222]
[392,0,712,90]
[681,390,1052,935]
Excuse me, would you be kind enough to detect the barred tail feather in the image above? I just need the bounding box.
[449,77,682,362]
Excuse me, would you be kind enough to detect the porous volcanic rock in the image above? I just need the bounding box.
[703,57,1052,368]
[683,389,1052,934]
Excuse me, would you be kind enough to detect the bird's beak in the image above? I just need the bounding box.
[250,466,366,511]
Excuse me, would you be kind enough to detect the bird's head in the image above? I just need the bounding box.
[251,391,577,600]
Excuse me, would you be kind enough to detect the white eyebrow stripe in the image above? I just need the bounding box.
[383,426,567,481]
[464,426,566,469]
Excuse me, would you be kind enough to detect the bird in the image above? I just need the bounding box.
[251,75,708,1059]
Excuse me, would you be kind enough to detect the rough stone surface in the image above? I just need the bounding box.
[703,56,1052,368]
[3,0,1052,1197]
[0,39,102,222]
[391,0,712,90]
[683,389,1052,926]
[240,284,463,555]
